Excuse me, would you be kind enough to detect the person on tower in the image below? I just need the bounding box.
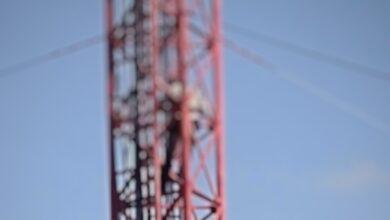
[158,77,212,194]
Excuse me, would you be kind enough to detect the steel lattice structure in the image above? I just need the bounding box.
[106,0,225,219]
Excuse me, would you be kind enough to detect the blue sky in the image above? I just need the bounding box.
[0,0,389,219]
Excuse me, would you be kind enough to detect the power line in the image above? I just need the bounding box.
[0,34,104,78]
[224,38,390,135]
[223,21,390,82]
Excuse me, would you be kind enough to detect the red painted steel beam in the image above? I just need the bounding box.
[175,0,193,219]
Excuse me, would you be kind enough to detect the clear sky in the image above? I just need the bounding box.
[0,0,389,219]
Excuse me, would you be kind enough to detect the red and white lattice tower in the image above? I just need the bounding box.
[106,0,225,219]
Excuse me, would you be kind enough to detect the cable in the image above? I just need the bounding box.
[224,38,390,135]
[0,23,388,134]
[2,21,389,83]
[223,21,390,82]
[0,34,104,78]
